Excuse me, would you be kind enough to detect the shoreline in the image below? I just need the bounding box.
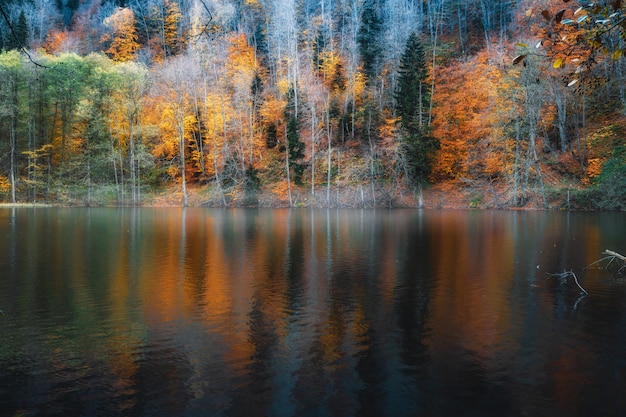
[0,182,617,211]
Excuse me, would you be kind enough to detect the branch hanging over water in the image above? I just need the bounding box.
[602,250,626,262]
[586,249,626,274]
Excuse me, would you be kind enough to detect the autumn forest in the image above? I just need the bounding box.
[0,0,625,209]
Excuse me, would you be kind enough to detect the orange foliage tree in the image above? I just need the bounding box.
[431,50,509,182]
[43,30,82,54]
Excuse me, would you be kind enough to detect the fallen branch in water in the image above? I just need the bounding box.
[546,270,589,295]
[586,249,626,274]
[602,249,626,261]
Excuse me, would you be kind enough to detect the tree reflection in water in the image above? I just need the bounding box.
[0,208,625,416]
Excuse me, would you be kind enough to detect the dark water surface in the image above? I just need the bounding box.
[1,208,626,417]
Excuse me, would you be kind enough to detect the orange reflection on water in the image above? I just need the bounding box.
[427,212,515,365]
[3,208,625,417]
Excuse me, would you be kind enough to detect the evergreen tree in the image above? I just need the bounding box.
[395,33,429,131]
[357,0,382,82]
[394,33,439,188]
[266,122,278,149]
[285,87,305,185]
[15,10,28,48]
[313,32,325,72]
[4,9,28,51]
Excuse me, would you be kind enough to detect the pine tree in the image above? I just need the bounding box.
[395,33,429,132]
[394,33,439,188]
[357,0,382,82]
[6,10,28,50]
[285,87,305,185]
[266,122,278,149]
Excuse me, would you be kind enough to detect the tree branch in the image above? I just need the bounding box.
[546,270,588,295]
[602,249,626,262]
[586,249,626,273]
[0,3,50,69]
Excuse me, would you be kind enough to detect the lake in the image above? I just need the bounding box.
[1,208,626,417]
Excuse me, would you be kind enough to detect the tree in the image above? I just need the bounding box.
[395,33,429,131]
[75,54,118,204]
[163,0,182,57]
[0,51,23,203]
[46,54,90,165]
[509,52,549,207]
[152,53,201,206]
[102,7,140,62]
[431,50,506,182]
[516,0,625,86]
[226,33,261,176]
[394,33,439,192]
[358,0,383,82]
[110,60,151,205]
[5,9,28,50]
[285,86,305,186]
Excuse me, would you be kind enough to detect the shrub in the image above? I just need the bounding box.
[592,146,626,210]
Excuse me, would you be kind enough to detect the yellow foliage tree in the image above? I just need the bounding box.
[103,8,140,62]
[164,0,183,56]
[226,33,264,169]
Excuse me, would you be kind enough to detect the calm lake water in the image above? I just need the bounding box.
[1,208,626,417]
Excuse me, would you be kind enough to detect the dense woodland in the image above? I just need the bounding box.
[0,0,625,208]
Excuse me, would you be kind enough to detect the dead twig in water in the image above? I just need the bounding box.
[546,270,589,295]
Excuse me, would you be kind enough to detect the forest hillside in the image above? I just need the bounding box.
[1,0,625,209]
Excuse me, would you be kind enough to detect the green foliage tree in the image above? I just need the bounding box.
[0,50,24,203]
[394,33,439,188]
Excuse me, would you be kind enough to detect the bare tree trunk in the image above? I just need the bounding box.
[119,149,125,204]
[207,82,226,206]
[366,109,376,206]
[417,183,424,208]
[327,117,332,206]
[530,130,547,207]
[513,116,521,207]
[192,94,206,178]
[129,122,137,205]
[286,124,292,207]
[112,141,120,202]
[553,81,568,152]
[311,109,316,196]
[428,0,444,125]
[9,125,17,204]
[177,110,188,207]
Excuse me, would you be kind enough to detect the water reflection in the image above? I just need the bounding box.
[0,208,625,416]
